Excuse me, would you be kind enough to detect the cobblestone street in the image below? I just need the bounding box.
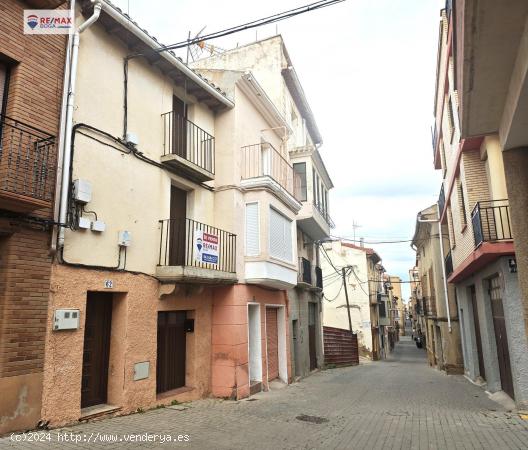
[2,336,527,450]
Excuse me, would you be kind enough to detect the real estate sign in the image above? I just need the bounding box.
[194,229,219,265]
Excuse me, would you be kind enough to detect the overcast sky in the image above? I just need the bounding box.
[112,0,444,300]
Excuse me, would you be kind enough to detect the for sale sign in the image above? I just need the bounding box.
[194,229,219,265]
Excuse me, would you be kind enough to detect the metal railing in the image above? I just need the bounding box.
[431,125,438,155]
[298,257,312,284]
[471,200,512,247]
[241,142,301,199]
[315,266,323,289]
[427,296,437,317]
[158,218,236,273]
[0,114,56,203]
[162,112,215,174]
[445,250,453,276]
[438,184,445,216]
[314,201,335,228]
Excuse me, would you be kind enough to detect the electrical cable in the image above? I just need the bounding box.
[128,0,346,58]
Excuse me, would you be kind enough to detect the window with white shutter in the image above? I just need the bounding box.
[269,207,293,262]
[245,202,260,256]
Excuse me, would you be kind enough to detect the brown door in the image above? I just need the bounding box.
[308,303,317,371]
[172,96,187,158]
[266,308,279,381]
[489,276,514,399]
[156,311,187,394]
[470,286,486,380]
[169,186,187,266]
[81,292,113,408]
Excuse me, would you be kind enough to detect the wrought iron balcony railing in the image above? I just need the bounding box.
[471,200,512,248]
[0,114,56,208]
[438,184,445,217]
[158,217,236,273]
[314,201,335,229]
[298,257,312,284]
[445,250,453,277]
[241,142,301,200]
[315,266,323,289]
[162,112,215,175]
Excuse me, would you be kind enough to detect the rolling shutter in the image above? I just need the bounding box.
[245,202,260,256]
[269,207,292,262]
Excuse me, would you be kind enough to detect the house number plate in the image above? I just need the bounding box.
[104,279,114,289]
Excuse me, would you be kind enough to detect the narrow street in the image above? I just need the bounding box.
[2,337,527,449]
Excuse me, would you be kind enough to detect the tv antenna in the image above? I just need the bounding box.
[188,26,226,61]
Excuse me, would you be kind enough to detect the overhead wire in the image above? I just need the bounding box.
[129,0,346,57]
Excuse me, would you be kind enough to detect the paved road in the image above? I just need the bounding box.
[2,336,527,449]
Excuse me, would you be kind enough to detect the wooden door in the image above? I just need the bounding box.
[470,286,486,380]
[489,276,514,399]
[266,308,279,381]
[172,96,187,158]
[169,186,187,266]
[308,303,317,371]
[81,293,113,408]
[156,311,187,394]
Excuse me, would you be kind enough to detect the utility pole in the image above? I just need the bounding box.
[342,267,353,332]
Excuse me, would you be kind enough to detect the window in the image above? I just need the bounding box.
[447,96,455,143]
[269,207,293,262]
[245,203,260,256]
[293,162,307,201]
[0,61,11,118]
[440,141,447,177]
[447,206,456,248]
[312,168,317,204]
[457,179,467,227]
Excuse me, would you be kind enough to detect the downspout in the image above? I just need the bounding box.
[50,0,75,255]
[57,0,103,249]
[417,204,452,333]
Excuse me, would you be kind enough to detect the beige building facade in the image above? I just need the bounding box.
[192,35,334,379]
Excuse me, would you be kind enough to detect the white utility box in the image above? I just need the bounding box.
[91,220,106,232]
[118,230,131,247]
[73,179,92,204]
[53,309,80,331]
[78,217,91,229]
[133,361,150,381]
[125,132,139,147]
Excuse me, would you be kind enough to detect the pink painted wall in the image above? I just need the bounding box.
[42,265,213,427]
[211,284,291,399]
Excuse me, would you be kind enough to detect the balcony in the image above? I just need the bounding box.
[315,266,323,290]
[438,184,445,217]
[0,114,56,212]
[297,201,334,241]
[426,296,437,317]
[298,257,312,287]
[472,199,513,247]
[156,217,237,284]
[445,250,453,276]
[161,112,215,182]
[240,142,301,211]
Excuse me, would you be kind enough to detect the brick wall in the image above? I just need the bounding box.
[451,150,490,267]
[0,2,65,433]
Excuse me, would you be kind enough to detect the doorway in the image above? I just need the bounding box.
[266,307,279,381]
[488,276,514,399]
[292,319,301,377]
[248,304,262,392]
[308,303,317,371]
[172,95,187,158]
[470,286,486,380]
[81,292,113,408]
[169,186,187,266]
[156,311,187,394]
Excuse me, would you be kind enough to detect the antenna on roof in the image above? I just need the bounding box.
[188,26,226,61]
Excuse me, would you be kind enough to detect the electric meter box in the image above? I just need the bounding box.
[91,220,106,232]
[53,309,80,331]
[118,230,131,247]
[73,179,92,204]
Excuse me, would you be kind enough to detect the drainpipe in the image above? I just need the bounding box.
[417,204,452,333]
[50,0,75,255]
[57,0,103,249]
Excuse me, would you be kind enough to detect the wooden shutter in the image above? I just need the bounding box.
[0,63,6,114]
[245,202,260,256]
